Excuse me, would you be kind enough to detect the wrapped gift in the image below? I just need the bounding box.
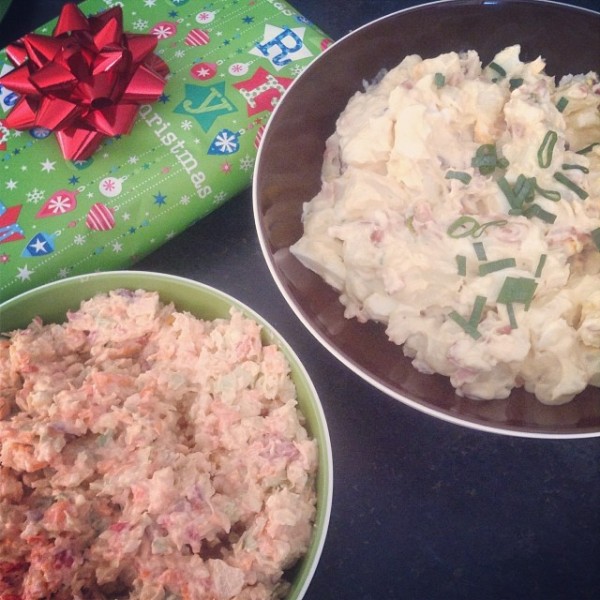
[0,0,331,302]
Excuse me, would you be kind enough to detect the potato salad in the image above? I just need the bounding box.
[0,290,317,599]
[291,45,600,404]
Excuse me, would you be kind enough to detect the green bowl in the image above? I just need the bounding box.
[0,270,333,599]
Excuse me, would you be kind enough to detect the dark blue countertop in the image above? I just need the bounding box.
[1,1,599,599]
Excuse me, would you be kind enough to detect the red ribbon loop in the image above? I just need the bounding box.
[0,3,169,161]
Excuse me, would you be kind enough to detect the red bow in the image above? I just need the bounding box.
[0,3,169,161]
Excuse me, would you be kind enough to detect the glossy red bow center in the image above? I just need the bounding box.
[0,3,169,160]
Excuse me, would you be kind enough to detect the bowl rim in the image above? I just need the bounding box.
[253,0,600,440]
[0,270,334,599]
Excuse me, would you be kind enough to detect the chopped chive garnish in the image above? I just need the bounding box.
[456,255,467,276]
[497,276,538,309]
[534,183,561,201]
[506,303,518,329]
[445,170,472,184]
[522,203,557,224]
[576,142,599,155]
[478,257,517,276]
[470,295,487,325]
[449,311,482,339]
[434,72,446,88]
[553,171,589,199]
[591,227,600,251]
[534,253,547,278]
[513,174,536,205]
[449,295,488,339]
[489,61,507,78]
[472,144,506,175]
[537,130,558,168]
[447,216,480,238]
[472,219,509,238]
[555,96,569,112]
[509,77,524,90]
[498,176,520,209]
[473,241,487,261]
[561,163,589,174]
[447,216,508,238]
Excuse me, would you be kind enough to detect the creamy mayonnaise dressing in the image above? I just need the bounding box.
[292,46,600,404]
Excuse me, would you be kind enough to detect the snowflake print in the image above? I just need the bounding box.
[181,120,193,131]
[58,267,70,279]
[180,195,191,205]
[152,24,176,39]
[291,64,307,78]
[143,0,157,7]
[102,179,116,193]
[214,131,238,154]
[240,155,255,172]
[133,19,148,31]
[40,158,56,172]
[6,179,17,190]
[128,155,139,164]
[74,234,86,245]
[112,241,123,252]
[26,188,45,204]
[213,191,227,205]
[175,50,185,58]
[196,11,214,23]
[230,63,246,74]
[46,194,73,214]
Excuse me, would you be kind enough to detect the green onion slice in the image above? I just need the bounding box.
[473,241,487,261]
[553,172,589,200]
[449,311,482,340]
[497,277,538,309]
[514,174,536,205]
[555,96,569,112]
[447,216,508,238]
[576,142,599,155]
[498,176,520,209]
[447,216,480,238]
[591,228,600,252]
[534,183,561,201]
[472,219,509,238]
[456,255,467,276]
[509,77,524,91]
[534,254,547,278]
[522,203,557,224]
[445,170,472,184]
[537,130,558,168]
[561,163,589,174]
[479,258,517,276]
[506,303,518,329]
[449,295,488,339]
[470,295,487,325]
[472,144,505,175]
[488,61,507,79]
[434,72,446,88]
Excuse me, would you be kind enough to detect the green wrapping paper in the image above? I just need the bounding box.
[0,0,331,302]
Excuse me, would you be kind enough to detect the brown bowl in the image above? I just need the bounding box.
[253,0,600,438]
